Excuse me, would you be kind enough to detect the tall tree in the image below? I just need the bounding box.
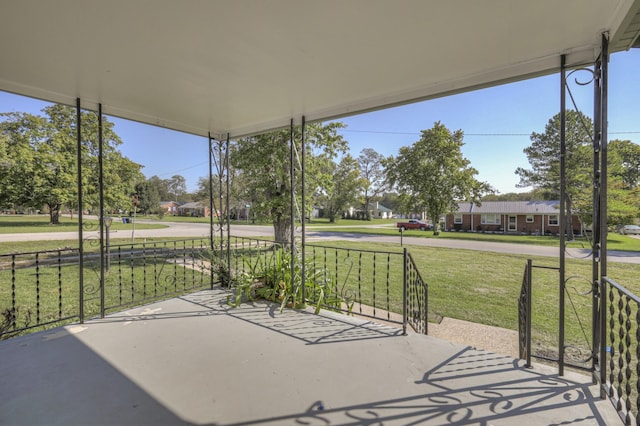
[515,110,592,228]
[321,155,364,222]
[0,105,143,223]
[167,174,187,201]
[605,139,640,225]
[358,148,386,220]
[134,179,162,215]
[231,122,347,242]
[515,112,640,231]
[609,139,640,190]
[384,122,492,235]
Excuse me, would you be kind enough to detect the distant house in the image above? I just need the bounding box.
[177,202,211,218]
[369,202,393,219]
[159,201,179,215]
[445,201,582,235]
[347,202,393,219]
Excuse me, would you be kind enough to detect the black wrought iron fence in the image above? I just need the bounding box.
[224,236,425,331]
[405,249,428,335]
[0,248,81,338]
[519,259,533,367]
[0,237,216,339]
[2,235,430,339]
[518,259,594,372]
[601,276,640,425]
[101,237,214,313]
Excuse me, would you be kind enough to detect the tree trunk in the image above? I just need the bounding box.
[49,204,60,225]
[273,215,292,247]
[565,195,574,241]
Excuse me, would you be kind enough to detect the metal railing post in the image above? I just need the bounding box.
[526,258,532,368]
[98,103,105,319]
[559,55,567,376]
[76,98,84,323]
[402,247,408,335]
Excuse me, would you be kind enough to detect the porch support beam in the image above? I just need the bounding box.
[225,133,231,282]
[289,119,295,300]
[98,103,106,318]
[559,54,567,376]
[301,116,307,301]
[76,98,84,323]
[208,133,215,253]
[597,33,609,395]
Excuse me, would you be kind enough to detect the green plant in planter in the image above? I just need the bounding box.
[231,247,351,315]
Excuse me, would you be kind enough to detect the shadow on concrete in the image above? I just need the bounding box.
[0,289,618,425]
[0,327,204,425]
[98,289,404,345]
[224,347,608,425]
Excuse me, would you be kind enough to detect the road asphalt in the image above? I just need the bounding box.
[1,220,639,264]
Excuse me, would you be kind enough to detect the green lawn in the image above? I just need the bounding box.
[300,240,640,369]
[309,219,640,252]
[2,221,639,364]
[0,215,167,234]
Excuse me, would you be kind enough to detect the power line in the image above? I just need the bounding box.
[156,161,208,178]
[341,129,640,137]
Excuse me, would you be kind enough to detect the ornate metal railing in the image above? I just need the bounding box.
[224,236,418,330]
[405,249,428,335]
[0,237,216,339]
[100,237,214,313]
[2,235,430,339]
[518,259,533,367]
[0,248,81,338]
[601,276,640,425]
[518,259,594,372]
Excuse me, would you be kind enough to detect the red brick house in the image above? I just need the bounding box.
[444,201,583,235]
[177,202,211,218]
[159,201,179,215]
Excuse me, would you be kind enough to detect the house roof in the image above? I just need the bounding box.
[368,202,392,213]
[455,201,560,214]
[1,1,639,139]
[177,202,206,209]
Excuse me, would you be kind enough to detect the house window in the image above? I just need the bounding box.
[453,214,462,224]
[548,215,559,226]
[481,214,501,225]
[526,215,534,223]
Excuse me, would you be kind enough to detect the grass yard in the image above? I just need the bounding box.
[300,240,640,366]
[0,214,167,234]
[309,221,640,252]
[3,232,639,365]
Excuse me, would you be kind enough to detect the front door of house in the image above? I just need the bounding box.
[508,215,517,232]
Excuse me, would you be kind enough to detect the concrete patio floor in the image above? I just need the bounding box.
[0,289,621,425]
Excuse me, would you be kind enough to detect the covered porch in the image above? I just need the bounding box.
[2,1,640,424]
[0,289,620,425]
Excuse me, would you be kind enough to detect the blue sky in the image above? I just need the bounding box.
[1,49,638,195]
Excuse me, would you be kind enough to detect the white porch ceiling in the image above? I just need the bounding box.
[1,0,639,139]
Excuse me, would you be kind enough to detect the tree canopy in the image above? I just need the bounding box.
[515,110,640,227]
[384,121,492,234]
[0,105,143,223]
[358,148,386,220]
[320,154,364,222]
[231,122,348,242]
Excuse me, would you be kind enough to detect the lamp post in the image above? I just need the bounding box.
[104,215,113,272]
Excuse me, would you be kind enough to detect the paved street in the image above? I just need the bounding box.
[1,220,639,264]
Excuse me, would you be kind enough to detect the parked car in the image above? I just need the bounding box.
[396,219,432,231]
[619,224,640,235]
